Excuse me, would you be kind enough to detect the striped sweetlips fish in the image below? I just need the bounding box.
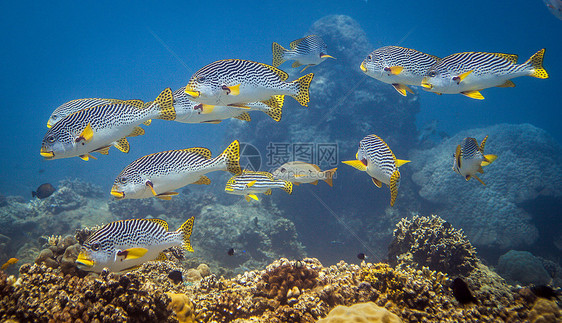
[184,59,314,107]
[76,217,194,273]
[40,88,175,161]
[47,98,128,128]
[421,49,548,99]
[272,161,337,187]
[111,140,241,200]
[168,87,284,123]
[452,135,497,185]
[272,34,335,72]
[225,170,292,202]
[360,46,440,96]
[342,135,410,206]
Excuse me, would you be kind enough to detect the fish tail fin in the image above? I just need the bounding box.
[177,216,194,252]
[219,140,242,175]
[481,154,498,166]
[272,42,287,67]
[282,181,293,194]
[291,73,314,107]
[154,88,176,120]
[389,170,400,207]
[525,48,548,79]
[323,168,337,187]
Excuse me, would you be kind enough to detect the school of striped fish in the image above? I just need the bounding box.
[37,31,549,273]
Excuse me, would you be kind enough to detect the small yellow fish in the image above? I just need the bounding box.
[1,258,18,270]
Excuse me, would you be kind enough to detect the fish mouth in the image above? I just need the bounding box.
[184,86,200,98]
[76,251,94,267]
[420,78,433,89]
[110,188,125,199]
[320,54,335,59]
[360,62,367,73]
[40,148,55,159]
[46,122,53,128]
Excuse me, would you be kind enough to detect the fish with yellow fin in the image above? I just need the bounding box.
[76,217,194,273]
[40,88,175,161]
[225,170,292,202]
[452,135,497,185]
[421,49,548,99]
[111,140,241,200]
[272,35,335,72]
[342,135,410,206]
[1,258,18,270]
[47,98,126,128]
[272,161,337,187]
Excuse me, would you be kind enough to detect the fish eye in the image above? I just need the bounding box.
[119,177,128,184]
[280,168,286,173]
[197,76,206,83]
[46,135,56,143]
[91,243,100,251]
[367,55,372,60]
[52,114,58,120]
[428,71,437,77]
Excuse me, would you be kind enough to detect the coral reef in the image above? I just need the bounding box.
[388,215,479,276]
[166,292,197,323]
[35,234,83,276]
[410,123,562,249]
[497,250,552,286]
[317,302,402,323]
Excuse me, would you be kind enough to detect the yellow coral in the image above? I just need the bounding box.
[166,292,196,323]
[317,302,402,322]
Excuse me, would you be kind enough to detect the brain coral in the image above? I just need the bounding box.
[410,123,562,249]
[317,302,402,323]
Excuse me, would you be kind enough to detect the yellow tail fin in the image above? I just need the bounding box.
[272,42,287,67]
[323,168,337,187]
[291,73,314,107]
[526,48,548,79]
[221,140,242,175]
[155,88,176,120]
[481,154,497,166]
[389,170,401,207]
[177,217,194,252]
[282,181,293,194]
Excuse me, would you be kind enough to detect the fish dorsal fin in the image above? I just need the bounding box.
[371,177,382,188]
[193,175,211,185]
[234,112,251,122]
[482,154,497,167]
[146,218,169,231]
[76,123,94,143]
[289,37,306,49]
[492,53,518,64]
[257,62,289,81]
[128,126,145,137]
[311,163,321,171]
[264,188,272,195]
[395,159,411,167]
[342,160,367,172]
[461,90,484,100]
[455,144,462,169]
[389,170,400,207]
[123,99,145,109]
[292,61,302,68]
[496,80,515,88]
[479,135,489,152]
[93,146,111,155]
[155,88,176,121]
[113,138,130,153]
[182,147,212,159]
[143,119,152,126]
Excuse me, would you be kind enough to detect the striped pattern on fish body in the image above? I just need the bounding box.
[184,59,313,107]
[172,87,283,123]
[421,49,548,99]
[47,98,124,128]
[360,46,440,96]
[225,170,292,201]
[111,140,241,200]
[342,135,410,206]
[272,161,337,186]
[272,35,334,71]
[40,89,175,161]
[452,136,497,185]
[76,217,194,273]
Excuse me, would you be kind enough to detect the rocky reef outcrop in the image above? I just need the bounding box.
[410,123,562,250]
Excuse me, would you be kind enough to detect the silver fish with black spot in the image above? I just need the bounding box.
[76,217,194,273]
[225,170,292,202]
[452,135,497,185]
[111,140,241,200]
[272,35,335,72]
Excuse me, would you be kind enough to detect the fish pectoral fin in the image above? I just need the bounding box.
[76,123,94,143]
[292,61,302,68]
[391,84,414,96]
[193,175,211,185]
[146,180,157,196]
[481,154,498,166]
[461,90,484,100]
[118,247,148,260]
[199,104,215,114]
[248,194,259,201]
[453,70,473,84]
[264,189,272,195]
[79,154,97,161]
[342,160,367,172]
[371,177,382,188]
[223,84,241,96]
[496,80,515,88]
[395,159,411,167]
[388,66,403,75]
[113,138,130,153]
[473,174,486,186]
[389,170,400,207]
[246,180,257,188]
